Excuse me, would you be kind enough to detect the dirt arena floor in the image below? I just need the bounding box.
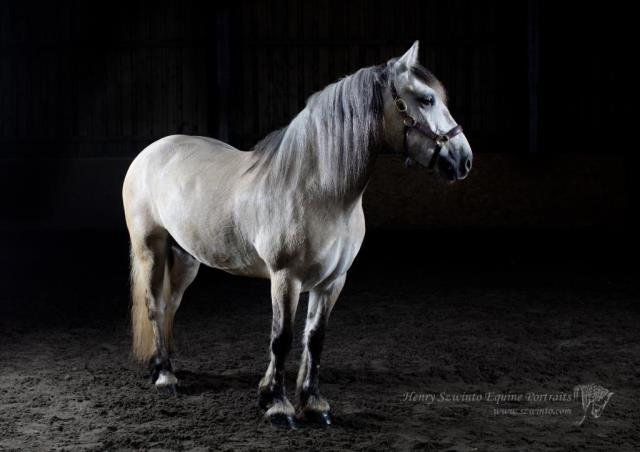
[1,232,638,451]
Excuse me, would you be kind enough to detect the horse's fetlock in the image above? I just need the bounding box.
[149,356,174,383]
[300,392,330,414]
[155,369,178,387]
[265,396,296,417]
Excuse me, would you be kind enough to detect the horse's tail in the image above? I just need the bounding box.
[130,245,172,363]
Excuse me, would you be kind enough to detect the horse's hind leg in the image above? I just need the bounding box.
[129,231,177,396]
[296,275,345,425]
[164,242,200,354]
[258,271,301,428]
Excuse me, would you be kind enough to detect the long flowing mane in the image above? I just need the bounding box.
[246,65,388,195]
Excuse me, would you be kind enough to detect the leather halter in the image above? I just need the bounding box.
[390,82,463,169]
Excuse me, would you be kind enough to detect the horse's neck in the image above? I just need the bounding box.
[278,136,378,203]
[338,149,378,201]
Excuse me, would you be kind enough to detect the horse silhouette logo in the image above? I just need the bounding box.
[574,384,613,426]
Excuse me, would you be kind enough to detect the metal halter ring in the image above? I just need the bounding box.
[394,98,408,113]
[436,135,449,145]
[403,116,417,127]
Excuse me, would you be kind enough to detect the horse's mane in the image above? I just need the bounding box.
[246,64,388,195]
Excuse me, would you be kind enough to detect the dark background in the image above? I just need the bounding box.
[0,0,634,303]
[0,2,638,449]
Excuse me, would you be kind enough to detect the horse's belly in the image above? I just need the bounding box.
[173,224,269,279]
[191,224,361,287]
[200,243,269,278]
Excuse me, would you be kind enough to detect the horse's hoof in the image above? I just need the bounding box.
[320,411,332,425]
[268,413,298,429]
[156,384,177,398]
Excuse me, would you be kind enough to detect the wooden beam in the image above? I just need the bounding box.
[215,8,231,142]
[527,0,540,153]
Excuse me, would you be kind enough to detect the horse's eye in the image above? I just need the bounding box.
[420,95,435,106]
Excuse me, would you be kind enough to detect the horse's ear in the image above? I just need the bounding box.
[395,41,420,71]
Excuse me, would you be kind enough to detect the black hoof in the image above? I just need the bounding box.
[301,410,333,426]
[156,384,178,398]
[268,413,298,429]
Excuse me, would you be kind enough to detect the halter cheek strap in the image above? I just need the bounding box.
[390,82,463,169]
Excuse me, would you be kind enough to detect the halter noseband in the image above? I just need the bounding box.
[390,82,463,169]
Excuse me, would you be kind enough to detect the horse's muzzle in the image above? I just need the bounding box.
[438,151,472,181]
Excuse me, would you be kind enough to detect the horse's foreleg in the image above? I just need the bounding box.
[258,271,301,427]
[296,275,345,425]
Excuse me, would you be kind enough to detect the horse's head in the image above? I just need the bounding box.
[383,41,473,181]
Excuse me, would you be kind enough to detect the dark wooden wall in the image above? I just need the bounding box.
[0,1,628,232]
[229,0,528,152]
[0,0,529,158]
[0,1,222,158]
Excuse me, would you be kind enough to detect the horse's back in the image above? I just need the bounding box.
[127,134,243,177]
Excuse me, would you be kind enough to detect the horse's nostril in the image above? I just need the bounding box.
[465,158,472,171]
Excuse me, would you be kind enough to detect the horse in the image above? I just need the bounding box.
[122,41,472,427]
